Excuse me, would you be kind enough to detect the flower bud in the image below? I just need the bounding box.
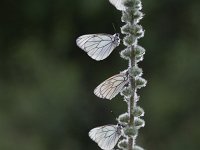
[135,77,147,89]
[121,85,132,97]
[123,35,137,46]
[118,139,128,149]
[123,126,138,136]
[120,48,132,60]
[118,113,130,124]
[129,66,143,77]
[133,106,145,117]
[135,117,145,129]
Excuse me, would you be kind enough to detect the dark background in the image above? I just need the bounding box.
[0,0,199,150]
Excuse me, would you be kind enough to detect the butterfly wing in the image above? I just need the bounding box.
[109,0,126,11]
[89,125,121,150]
[94,71,128,100]
[76,34,119,61]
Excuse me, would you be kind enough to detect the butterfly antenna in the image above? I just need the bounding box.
[110,110,118,120]
[105,107,117,119]
[112,23,117,33]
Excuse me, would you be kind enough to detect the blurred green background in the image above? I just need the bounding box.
[0,0,200,150]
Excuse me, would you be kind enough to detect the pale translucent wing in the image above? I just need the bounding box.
[94,72,128,100]
[109,0,126,11]
[89,125,121,150]
[76,34,119,61]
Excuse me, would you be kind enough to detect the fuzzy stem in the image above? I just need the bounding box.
[129,46,136,125]
[128,46,137,150]
[117,0,146,149]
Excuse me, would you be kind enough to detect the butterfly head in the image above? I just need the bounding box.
[116,123,125,135]
[117,123,126,128]
[113,33,120,45]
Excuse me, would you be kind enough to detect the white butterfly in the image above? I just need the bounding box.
[94,70,129,100]
[109,0,126,11]
[76,33,120,61]
[89,124,122,150]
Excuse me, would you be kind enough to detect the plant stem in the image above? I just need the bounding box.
[118,0,146,149]
[128,46,136,150]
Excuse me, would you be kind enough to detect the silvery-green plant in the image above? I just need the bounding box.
[76,0,146,149]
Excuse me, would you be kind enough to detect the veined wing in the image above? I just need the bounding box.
[109,0,126,11]
[94,71,128,100]
[76,33,120,61]
[89,125,122,150]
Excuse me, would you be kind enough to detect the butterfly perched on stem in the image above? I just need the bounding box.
[76,33,120,61]
[94,70,129,100]
[89,124,123,150]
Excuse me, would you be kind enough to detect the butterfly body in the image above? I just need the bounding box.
[112,33,120,45]
[76,33,120,61]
